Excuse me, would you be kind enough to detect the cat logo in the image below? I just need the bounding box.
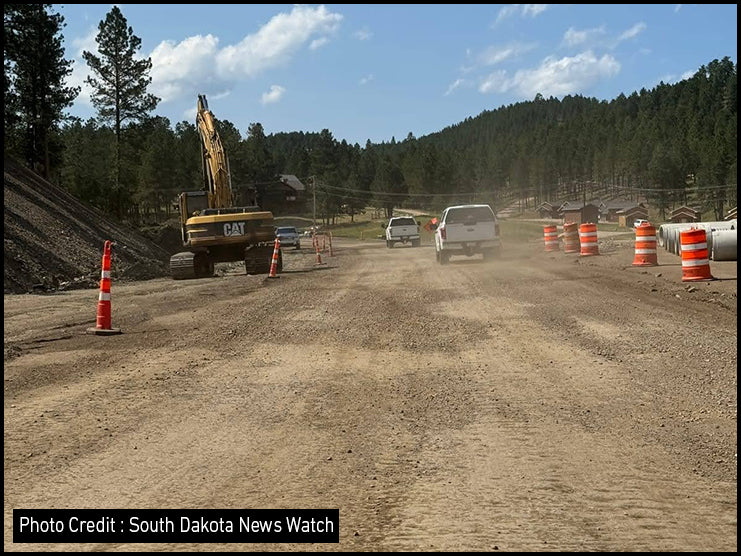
[223,222,245,236]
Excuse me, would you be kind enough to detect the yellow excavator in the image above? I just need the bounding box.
[170,95,282,279]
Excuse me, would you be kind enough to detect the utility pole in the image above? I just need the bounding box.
[310,176,316,229]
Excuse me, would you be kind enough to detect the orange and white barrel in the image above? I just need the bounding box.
[680,228,714,281]
[632,222,658,266]
[579,223,599,256]
[543,225,559,252]
[563,222,580,254]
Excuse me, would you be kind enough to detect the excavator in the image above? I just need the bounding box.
[170,95,282,279]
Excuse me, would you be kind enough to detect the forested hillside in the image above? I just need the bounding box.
[57,58,735,223]
[4,3,736,224]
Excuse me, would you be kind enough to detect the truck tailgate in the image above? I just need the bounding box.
[390,226,417,237]
[445,221,496,243]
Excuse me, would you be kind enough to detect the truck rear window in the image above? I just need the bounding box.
[390,217,416,226]
[445,206,495,224]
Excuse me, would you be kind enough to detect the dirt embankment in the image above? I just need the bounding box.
[4,159,171,294]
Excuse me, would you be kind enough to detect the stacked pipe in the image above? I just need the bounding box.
[657,220,736,259]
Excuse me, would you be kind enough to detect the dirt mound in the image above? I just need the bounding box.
[138,220,185,256]
[4,158,171,294]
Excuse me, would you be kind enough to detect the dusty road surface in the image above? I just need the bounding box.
[4,235,737,551]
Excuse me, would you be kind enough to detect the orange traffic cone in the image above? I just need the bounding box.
[268,237,281,279]
[87,240,122,335]
[315,237,327,265]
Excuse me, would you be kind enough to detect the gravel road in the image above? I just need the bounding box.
[4,235,737,551]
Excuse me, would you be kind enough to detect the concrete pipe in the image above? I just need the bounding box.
[710,229,737,261]
[658,221,735,256]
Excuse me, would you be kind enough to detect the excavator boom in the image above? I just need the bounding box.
[196,94,233,209]
[170,95,280,279]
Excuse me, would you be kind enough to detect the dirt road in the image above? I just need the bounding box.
[4,236,737,551]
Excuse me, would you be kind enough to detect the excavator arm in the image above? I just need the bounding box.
[196,94,233,209]
[170,95,278,280]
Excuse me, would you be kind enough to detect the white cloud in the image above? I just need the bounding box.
[107,5,340,104]
[479,51,620,97]
[444,78,465,96]
[617,22,646,42]
[354,28,373,40]
[359,74,374,85]
[674,4,682,13]
[310,37,329,50]
[72,27,98,57]
[681,69,695,80]
[495,5,520,24]
[479,42,537,66]
[495,4,549,24]
[183,106,197,122]
[261,85,285,105]
[211,90,231,101]
[563,26,606,47]
[149,34,222,102]
[216,5,342,76]
[522,4,548,17]
[66,59,93,107]
[479,70,510,94]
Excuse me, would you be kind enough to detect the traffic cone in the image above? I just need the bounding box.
[87,240,122,335]
[315,237,327,265]
[268,237,281,279]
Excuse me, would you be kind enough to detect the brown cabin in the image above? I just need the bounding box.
[560,203,600,226]
[669,206,700,223]
[617,206,650,228]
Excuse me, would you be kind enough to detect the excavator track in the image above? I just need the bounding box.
[170,251,214,280]
[244,245,281,275]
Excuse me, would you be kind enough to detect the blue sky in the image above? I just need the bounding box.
[56,4,737,146]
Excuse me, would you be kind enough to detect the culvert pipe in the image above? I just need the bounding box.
[710,229,737,261]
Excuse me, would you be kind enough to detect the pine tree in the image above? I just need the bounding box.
[4,4,79,178]
[83,5,159,217]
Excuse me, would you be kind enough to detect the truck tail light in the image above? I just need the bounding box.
[440,227,446,240]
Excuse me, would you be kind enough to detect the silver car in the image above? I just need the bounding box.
[275,226,301,249]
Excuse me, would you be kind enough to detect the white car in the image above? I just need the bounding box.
[633,219,649,228]
[434,204,502,264]
[275,226,301,249]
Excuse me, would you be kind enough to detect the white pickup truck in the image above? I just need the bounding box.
[385,216,421,248]
[434,204,501,264]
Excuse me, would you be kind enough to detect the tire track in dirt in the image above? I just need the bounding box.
[4,238,737,551]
